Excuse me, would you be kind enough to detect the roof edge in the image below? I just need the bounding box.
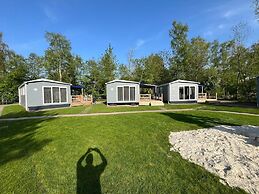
[105,79,140,84]
[18,78,72,88]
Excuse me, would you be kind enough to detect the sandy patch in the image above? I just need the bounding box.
[169,125,259,194]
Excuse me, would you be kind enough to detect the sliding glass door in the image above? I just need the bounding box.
[117,86,136,102]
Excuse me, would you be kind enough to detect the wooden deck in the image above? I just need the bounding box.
[71,95,93,106]
[139,94,164,106]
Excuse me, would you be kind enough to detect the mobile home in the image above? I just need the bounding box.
[18,79,72,111]
[158,80,199,103]
[106,80,140,105]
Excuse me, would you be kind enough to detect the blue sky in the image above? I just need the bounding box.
[0,0,258,64]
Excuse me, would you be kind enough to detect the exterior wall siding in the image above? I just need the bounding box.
[26,81,71,109]
[169,82,198,102]
[106,82,140,104]
[158,84,169,102]
[19,85,26,107]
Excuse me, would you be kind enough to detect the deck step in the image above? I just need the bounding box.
[150,101,164,106]
[139,101,150,106]
[139,101,164,106]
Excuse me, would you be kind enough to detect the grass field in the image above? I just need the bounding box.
[0,103,200,118]
[1,103,258,119]
[1,110,258,193]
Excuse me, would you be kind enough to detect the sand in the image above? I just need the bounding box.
[169,125,259,194]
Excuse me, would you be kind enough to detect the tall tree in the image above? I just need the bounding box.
[0,33,9,79]
[0,52,28,103]
[81,59,103,98]
[26,53,44,80]
[254,0,259,19]
[231,23,250,99]
[44,32,73,82]
[169,20,189,79]
[118,64,131,80]
[99,44,117,93]
[188,37,210,82]
[143,54,165,84]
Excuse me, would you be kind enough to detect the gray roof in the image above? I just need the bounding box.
[159,79,200,86]
[170,79,200,84]
[19,78,72,88]
[105,79,140,84]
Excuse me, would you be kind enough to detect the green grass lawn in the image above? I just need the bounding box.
[199,104,259,114]
[1,103,258,119]
[1,110,258,193]
[1,103,199,118]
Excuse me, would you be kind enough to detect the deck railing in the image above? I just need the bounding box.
[71,95,93,106]
[198,93,207,99]
[140,94,151,101]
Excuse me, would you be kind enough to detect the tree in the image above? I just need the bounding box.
[0,52,28,103]
[143,54,165,84]
[169,20,189,79]
[67,55,84,85]
[0,32,9,79]
[231,23,250,100]
[188,37,210,82]
[254,0,259,19]
[118,64,131,80]
[131,58,145,82]
[26,53,44,80]
[81,59,103,98]
[44,32,73,82]
[99,44,117,94]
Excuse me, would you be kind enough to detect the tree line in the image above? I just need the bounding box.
[0,20,259,103]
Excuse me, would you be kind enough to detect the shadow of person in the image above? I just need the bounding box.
[77,148,107,194]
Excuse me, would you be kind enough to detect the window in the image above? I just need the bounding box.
[43,86,68,104]
[117,86,136,102]
[190,87,195,99]
[52,87,60,103]
[130,87,135,101]
[118,87,123,101]
[179,87,184,99]
[44,87,52,103]
[60,88,67,102]
[124,86,129,101]
[184,86,189,99]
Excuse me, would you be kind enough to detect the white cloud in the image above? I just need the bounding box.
[43,7,58,22]
[218,24,225,29]
[222,10,236,18]
[203,30,213,37]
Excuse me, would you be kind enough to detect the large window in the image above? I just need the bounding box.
[44,87,52,103]
[184,86,189,99]
[179,86,196,100]
[52,87,60,103]
[130,87,135,101]
[124,86,129,101]
[179,87,184,99]
[118,87,123,101]
[190,87,195,99]
[117,86,136,102]
[60,88,67,102]
[43,87,67,104]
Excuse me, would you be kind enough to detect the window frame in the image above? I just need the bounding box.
[190,86,195,99]
[42,86,68,105]
[116,85,137,102]
[178,85,196,101]
[179,87,184,100]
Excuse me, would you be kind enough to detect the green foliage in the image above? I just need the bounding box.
[0,49,28,103]
[44,32,79,83]
[1,20,259,103]
[26,53,44,79]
